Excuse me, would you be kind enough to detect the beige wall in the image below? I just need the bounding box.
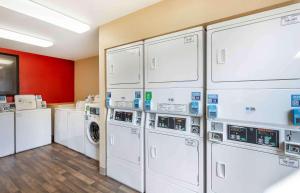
[98,0,298,172]
[75,56,99,101]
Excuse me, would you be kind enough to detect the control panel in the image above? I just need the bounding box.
[90,107,100,116]
[115,111,133,122]
[157,116,186,131]
[227,125,279,148]
[147,113,201,135]
[109,109,143,126]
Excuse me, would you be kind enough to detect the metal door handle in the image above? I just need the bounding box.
[217,49,226,64]
[110,135,115,145]
[216,162,226,179]
[150,146,157,159]
[109,64,114,73]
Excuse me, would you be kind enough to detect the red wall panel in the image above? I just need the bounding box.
[0,48,74,103]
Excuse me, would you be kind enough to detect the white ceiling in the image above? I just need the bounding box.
[0,0,161,60]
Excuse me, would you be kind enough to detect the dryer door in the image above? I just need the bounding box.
[147,132,199,186]
[107,45,143,88]
[107,123,140,165]
[211,143,298,193]
[145,32,201,84]
[210,16,300,83]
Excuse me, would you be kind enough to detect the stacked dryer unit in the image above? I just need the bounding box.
[206,4,300,193]
[106,42,145,192]
[144,27,205,193]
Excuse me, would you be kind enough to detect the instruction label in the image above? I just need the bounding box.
[281,14,300,26]
[279,156,299,168]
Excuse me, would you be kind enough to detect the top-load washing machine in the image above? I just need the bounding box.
[144,27,205,193]
[206,3,300,193]
[106,42,145,192]
[85,102,100,160]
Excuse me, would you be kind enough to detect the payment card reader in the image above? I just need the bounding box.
[208,105,217,119]
[106,92,111,108]
[190,92,200,115]
[292,109,300,126]
[134,91,141,109]
[145,91,152,111]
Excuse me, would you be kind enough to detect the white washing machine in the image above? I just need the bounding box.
[85,103,100,160]
[0,111,15,157]
[206,3,300,193]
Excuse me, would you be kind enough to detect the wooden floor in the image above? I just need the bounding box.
[0,143,138,193]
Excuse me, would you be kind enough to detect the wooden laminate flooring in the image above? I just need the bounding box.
[0,143,138,193]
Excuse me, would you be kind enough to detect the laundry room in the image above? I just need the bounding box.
[0,0,300,193]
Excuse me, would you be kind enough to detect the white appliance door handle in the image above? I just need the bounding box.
[150,146,157,159]
[217,49,226,64]
[150,58,157,70]
[109,64,114,73]
[216,162,226,179]
[110,135,115,145]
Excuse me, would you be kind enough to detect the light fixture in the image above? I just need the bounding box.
[0,28,53,47]
[0,0,90,34]
[0,58,14,65]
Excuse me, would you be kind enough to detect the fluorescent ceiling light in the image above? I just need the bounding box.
[0,0,90,33]
[0,58,14,65]
[0,28,53,47]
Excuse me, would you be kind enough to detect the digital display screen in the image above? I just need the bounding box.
[115,111,133,122]
[90,107,100,115]
[227,125,279,148]
[158,116,186,131]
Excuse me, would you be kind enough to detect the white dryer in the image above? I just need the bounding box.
[84,103,100,160]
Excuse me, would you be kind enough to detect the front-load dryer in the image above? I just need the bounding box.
[85,103,100,160]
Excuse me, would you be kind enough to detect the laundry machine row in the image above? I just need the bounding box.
[105,3,300,193]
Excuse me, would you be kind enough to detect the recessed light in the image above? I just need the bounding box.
[0,0,90,34]
[0,28,53,47]
[0,58,14,65]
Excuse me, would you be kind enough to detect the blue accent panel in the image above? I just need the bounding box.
[190,101,199,114]
[192,92,201,101]
[292,109,300,126]
[207,105,217,119]
[134,99,140,109]
[145,100,151,111]
[291,95,300,107]
[135,91,141,99]
[208,94,218,104]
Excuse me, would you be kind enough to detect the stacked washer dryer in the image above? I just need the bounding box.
[106,42,144,192]
[144,27,205,193]
[206,4,300,193]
